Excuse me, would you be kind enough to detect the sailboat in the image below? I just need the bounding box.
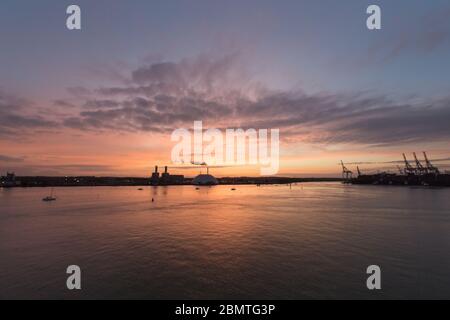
[42,188,57,202]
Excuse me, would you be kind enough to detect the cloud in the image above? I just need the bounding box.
[344,157,450,166]
[54,99,77,108]
[2,54,450,148]
[96,52,252,98]
[367,7,450,64]
[0,154,25,162]
[53,54,450,147]
[66,86,92,97]
[0,92,58,137]
[49,164,116,172]
[83,99,122,109]
[2,164,118,176]
[132,62,183,85]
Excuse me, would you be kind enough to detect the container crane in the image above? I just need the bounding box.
[402,153,416,175]
[340,161,353,180]
[413,152,427,175]
[423,152,440,175]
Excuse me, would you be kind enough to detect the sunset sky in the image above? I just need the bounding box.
[1,0,450,177]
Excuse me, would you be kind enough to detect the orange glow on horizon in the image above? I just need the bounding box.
[1,128,449,178]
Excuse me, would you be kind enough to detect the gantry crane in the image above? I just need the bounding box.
[413,152,427,175]
[402,153,416,175]
[340,161,353,180]
[423,152,440,175]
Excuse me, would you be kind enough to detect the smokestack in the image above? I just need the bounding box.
[155,165,158,173]
[164,166,168,174]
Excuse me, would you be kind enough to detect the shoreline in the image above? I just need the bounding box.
[1,176,342,188]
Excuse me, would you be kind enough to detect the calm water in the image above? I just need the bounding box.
[1,183,449,299]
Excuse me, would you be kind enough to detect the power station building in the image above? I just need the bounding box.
[150,166,184,185]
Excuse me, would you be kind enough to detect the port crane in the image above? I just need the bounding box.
[413,152,427,175]
[402,153,416,175]
[342,152,449,186]
[423,152,440,175]
[340,161,353,180]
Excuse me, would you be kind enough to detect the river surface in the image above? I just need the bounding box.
[1,183,449,299]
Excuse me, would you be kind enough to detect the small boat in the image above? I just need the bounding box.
[231,188,236,191]
[42,188,57,202]
[138,188,144,190]
[42,196,56,202]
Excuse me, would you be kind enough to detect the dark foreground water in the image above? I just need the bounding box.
[1,183,449,299]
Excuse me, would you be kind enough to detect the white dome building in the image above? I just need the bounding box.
[192,174,219,186]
